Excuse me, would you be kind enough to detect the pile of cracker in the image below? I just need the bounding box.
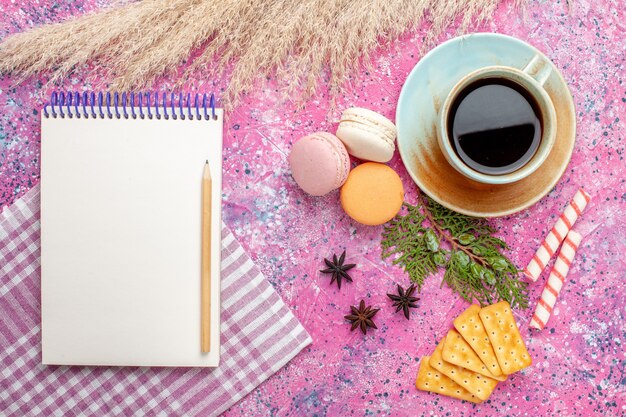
[416,301,532,403]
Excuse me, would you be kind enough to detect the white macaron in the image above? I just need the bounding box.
[336,107,397,163]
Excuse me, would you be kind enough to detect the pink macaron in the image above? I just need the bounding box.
[288,132,350,196]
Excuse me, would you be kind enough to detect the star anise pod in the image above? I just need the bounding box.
[387,284,420,320]
[344,300,380,335]
[320,250,356,289]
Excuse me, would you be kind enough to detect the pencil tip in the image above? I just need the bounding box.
[205,160,208,164]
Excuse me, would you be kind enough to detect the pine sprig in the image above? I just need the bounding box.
[381,203,438,290]
[381,194,529,309]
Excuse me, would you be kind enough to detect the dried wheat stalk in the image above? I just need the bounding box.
[0,0,513,106]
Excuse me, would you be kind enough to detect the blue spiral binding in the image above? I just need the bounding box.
[114,93,120,119]
[170,93,176,120]
[58,92,65,118]
[43,91,218,121]
[146,93,153,119]
[82,92,89,118]
[90,92,97,118]
[121,93,128,119]
[66,93,72,118]
[154,93,160,120]
[130,93,136,119]
[106,92,113,119]
[98,92,105,118]
[74,92,80,118]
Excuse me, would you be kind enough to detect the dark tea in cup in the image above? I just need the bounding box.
[447,78,542,175]
[437,57,556,185]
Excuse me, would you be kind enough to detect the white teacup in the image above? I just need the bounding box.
[437,54,557,185]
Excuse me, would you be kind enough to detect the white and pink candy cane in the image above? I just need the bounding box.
[524,188,591,281]
[529,230,583,330]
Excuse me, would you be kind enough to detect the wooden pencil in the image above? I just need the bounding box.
[201,160,212,352]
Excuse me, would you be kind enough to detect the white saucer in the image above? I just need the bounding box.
[396,33,576,217]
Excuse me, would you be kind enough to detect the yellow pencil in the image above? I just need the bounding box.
[201,160,211,352]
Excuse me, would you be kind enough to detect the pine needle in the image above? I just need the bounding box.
[381,194,529,310]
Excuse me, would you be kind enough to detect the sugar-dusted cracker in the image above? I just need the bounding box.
[430,337,499,401]
[479,301,532,375]
[454,304,504,378]
[442,329,507,382]
[416,356,482,404]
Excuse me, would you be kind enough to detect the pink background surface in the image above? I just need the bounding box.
[1,0,624,415]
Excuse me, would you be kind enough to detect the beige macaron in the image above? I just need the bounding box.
[336,107,397,163]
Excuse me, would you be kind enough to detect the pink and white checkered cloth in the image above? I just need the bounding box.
[0,185,312,416]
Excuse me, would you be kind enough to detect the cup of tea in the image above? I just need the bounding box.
[437,54,557,185]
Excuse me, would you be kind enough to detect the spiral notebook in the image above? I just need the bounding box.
[40,92,222,367]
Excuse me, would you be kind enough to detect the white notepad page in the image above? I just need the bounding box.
[41,107,223,367]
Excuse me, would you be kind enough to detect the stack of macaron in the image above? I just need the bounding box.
[288,107,404,226]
